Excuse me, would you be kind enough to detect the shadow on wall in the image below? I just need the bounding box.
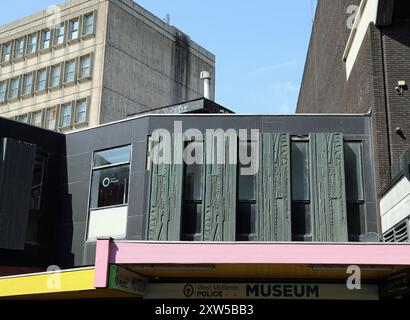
[171,31,191,104]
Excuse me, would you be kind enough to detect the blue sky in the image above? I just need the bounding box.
[0,0,317,114]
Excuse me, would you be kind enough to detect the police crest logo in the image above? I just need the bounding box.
[183,284,194,297]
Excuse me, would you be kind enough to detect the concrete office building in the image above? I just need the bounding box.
[0,0,215,132]
[297,0,410,240]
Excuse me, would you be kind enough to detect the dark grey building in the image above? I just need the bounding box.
[0,98,377,272]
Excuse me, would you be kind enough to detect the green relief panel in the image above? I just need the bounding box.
[147,133,184,241]
[310,133,348,242]
[203,133,237,241]
[256,133,291,241]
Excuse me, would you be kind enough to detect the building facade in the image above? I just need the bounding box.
[0,0,215,132]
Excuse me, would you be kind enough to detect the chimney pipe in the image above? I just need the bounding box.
[200,71,212,100]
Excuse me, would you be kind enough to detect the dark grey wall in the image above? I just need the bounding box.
[62,114,376,267]
[101,0,215,123]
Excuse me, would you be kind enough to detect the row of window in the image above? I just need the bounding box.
[87,140,365,242]
[0,11,96,64]
[0,53,93,103]
[15,97,90,130]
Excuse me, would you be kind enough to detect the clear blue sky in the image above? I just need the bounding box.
[0,0,317,114]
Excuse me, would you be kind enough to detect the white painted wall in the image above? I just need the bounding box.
[87,205,128,240]
[380,176,410,233]
[343,0,379,79]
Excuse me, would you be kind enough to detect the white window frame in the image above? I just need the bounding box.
[59,102,73,129]
[35,67,48,93]
[31,110,44,127]
[0,80,8,103]
[14,37,25,60]
[63,59,77,84]
[8,76,21,100]
[53,22,66,47]
[82,12,96,36]
[49,63,62,89]
[74,97,90,125]
[40,29,52,51]
[26,32,39,55]
[78,53,93,80]
[67,17,81,41]
[22,72,34,96]
[1,41,12,63]
[45,106,58,130]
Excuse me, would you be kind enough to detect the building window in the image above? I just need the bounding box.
[59,103,73,128]
[49,64,61,88]
[27,33,38,54]
[64,59,76,84]
[36,68,47,92]
[0,80,7,102]
[68,18,80,41]
[40,29,51,50]
[46,107,57,130]
[54,23,65,45]
[14,37,25,59]
[30,153,47,211]
[31,110,43,127]
[344,142,365,241]
[17,114,29,123]
[181,141,203,241]
[75,98,88,124]
[22,73,34,96]
[79,54,92,79]
[236,141,256,241]
[1,41,12,63]
[291,140,311,241]
[9,77,20,99]
[90,145,132,209]
[83,12,95,35]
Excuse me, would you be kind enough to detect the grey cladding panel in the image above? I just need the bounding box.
[147,134,183,241]
[310,133,348,242]
[256,133,291,241]
[203,133,237,241]
[0,138,36,250]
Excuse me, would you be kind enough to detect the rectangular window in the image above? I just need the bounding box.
[90,145,131,209]
[2,41,12,62]
[54,23,65,45]
[31,111,43,127]
[9,77,20,99]
[14,38,25,59]
[49,64,61,88]
[291,140,311,241]
[79,54,92,79]
[236,141,256,241]
[17,114,29,123]
[83,12,95,35]
[344,142,365,241]
[36,68,47,92]
[46,107,57,130]
[75,98,88,124]
[22,73,34,95]
[0,80,7,102]
[27,33,38,54]
[40,29,51,50]
[68,18,80,40]
[181,141,203,241]
[60,103,73,128]
[64,60,76,83]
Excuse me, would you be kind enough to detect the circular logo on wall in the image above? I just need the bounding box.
[102,177,111,187]
[183,284,194,297]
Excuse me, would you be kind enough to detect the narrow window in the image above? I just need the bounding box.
[46,107,57,130]
[181,141,203,241]
[90,145,131,209]
[75,98,88,124]
[68,18,80,40]
[344,142,365,241]
[64,60,76,83]
[291,140,311,241]
[60,103,73,128]
[49,64,61,88]
[40,29,51,49]
[79,54,92,79]
[22,73,34,95]
[14,38,25,59]
[83,12,95,35]
[54,23,65,45]
[36,68,47,91]
[9,77,20,99]
[27,33,38,54]
[0,81,7,102]
[2,41,12,62]
[236,141,256,241]
[31,111,43,127]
